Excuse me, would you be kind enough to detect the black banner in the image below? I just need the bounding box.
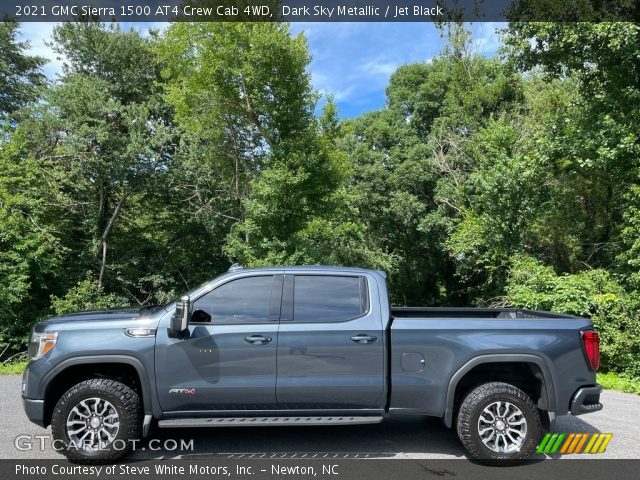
[3,459,640,480]
[2,0,640,22]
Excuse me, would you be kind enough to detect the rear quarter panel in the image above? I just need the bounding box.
[389,317,595,417]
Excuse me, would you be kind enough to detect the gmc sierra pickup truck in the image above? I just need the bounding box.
[22,265,602,464]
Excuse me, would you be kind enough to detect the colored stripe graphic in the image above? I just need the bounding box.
[597,434,613,453]
[536,433,552,454]
[560,433,575,454]
[584,433,598,453]
[586,433,613,454]
[589,434,606,453]
[573,433,589,453]
[550,433,566,453]
[537,433,613,455]
[568,434,581,453]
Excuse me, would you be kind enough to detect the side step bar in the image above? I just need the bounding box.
[158,416,384,428]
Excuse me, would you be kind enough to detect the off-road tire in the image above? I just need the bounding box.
[456,382,541,465]
[51,378,141,464]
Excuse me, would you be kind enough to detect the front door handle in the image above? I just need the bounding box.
[350,334,377,344]
[244,335,272,345]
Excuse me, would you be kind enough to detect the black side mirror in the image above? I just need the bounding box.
[169,295,190,336]
[191,309,212,323]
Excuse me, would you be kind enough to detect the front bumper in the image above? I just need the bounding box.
[22,365,46,427]
[22,397,46,427]
[570,385,603,415]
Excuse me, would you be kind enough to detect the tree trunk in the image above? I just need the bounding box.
[97,191,128,288]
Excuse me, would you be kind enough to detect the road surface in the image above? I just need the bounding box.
[1,375,638,460]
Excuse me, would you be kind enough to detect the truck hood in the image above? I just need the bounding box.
[41,307,152,326]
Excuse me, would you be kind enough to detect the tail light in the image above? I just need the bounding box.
[581,331,600,371]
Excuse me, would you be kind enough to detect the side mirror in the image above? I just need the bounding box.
[169,295,190,336]
[191,309,212,323]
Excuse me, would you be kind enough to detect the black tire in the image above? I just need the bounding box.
[456,382,541,465]
[51,378,141,464]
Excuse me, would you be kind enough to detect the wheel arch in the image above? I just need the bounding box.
[443,354,556,428]
[40,355,153,427]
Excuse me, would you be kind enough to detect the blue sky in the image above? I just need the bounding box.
[19,22,502,118]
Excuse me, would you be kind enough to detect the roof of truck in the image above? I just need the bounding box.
[227,264,385,276]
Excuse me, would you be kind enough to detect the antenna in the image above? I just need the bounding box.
[228,263,243,272]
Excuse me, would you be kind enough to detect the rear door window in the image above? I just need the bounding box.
[293,275,368,322]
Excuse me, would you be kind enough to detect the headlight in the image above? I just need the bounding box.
[29,332,58,361]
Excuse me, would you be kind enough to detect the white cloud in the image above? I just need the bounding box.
[362,59,399,76]
[469,22,502,55]
[18,22,63,79]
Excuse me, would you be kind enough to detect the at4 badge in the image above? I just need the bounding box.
[169,388,196,396]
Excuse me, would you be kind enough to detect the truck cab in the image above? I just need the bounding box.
[156,266,387,414]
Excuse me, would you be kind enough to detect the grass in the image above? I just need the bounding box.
[597,371,640,395]
[0,360,28,375]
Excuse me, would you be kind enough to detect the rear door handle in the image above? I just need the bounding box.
[350,334,377,344]
[244,335,272,345]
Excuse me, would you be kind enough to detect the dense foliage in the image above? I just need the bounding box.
[506,256,640,377]
[0,21,45,122]
[0,22,638,377]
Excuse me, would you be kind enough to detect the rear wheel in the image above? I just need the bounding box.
[456,382,541,464]
[51,378,141,463]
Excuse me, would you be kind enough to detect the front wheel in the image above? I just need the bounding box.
[51,378,141,463]
[456,382,541,465]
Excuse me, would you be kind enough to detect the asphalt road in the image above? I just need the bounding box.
[1,375,638,460]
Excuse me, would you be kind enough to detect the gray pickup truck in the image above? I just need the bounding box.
[22,265,602,464]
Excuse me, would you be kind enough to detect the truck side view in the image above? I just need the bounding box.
[22,266,602,464]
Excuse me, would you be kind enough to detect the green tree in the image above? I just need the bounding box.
[0,130,67,354]
[506,255,640,377]
[0,21,46,123]
[158,23,390,269]
[43,23,175,289]
[504,23,640,282]
[50,274,127,315]
[340,25,526,304]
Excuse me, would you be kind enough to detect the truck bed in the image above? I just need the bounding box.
[391,306,575,319]
[388,305,592,420]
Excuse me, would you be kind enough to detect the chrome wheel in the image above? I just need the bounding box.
[66,397,120,451]
[477,400,527,453]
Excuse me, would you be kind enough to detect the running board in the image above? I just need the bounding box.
[158,416,383,428]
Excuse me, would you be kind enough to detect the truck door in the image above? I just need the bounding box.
[155,274,283,412]
[276,273,385,410]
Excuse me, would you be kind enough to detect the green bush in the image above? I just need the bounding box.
[50,274,129,316]
[597,372,640,395]
[505,255,640,378]
[0,360,28,375]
